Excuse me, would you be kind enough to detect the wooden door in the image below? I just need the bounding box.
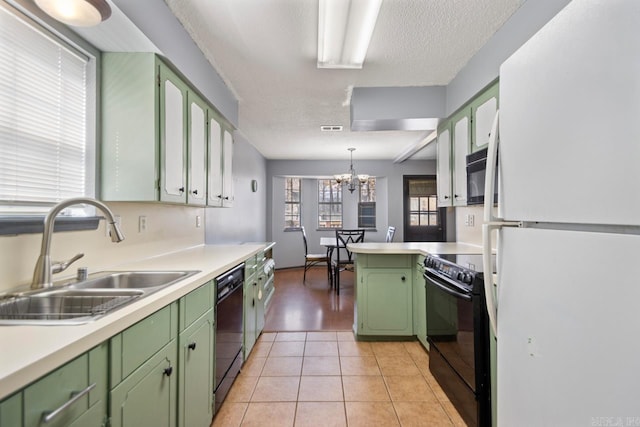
[403,176,446,242]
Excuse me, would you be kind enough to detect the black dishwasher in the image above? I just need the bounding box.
[213,263,244,413]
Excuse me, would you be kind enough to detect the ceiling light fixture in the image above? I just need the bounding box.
[317,0,382,69]
[334,148,369,193]
[35,0,112,27]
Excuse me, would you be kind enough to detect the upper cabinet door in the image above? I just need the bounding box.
[436,126,452,207]
[471,81,499,151]
[160,65,188,204]
[452,109,470,206]
[188,93,207,206]
[222,130,234,207]
[207,118,223,207]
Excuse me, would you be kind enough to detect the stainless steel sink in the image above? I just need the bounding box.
[0,289,144,325]
[67,270,198,290]
[0,270,199,325]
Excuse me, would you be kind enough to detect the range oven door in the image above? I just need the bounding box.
[424,269,478,426]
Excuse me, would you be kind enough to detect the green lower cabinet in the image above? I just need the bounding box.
[413,256,428,348]
[0,392,22,427]
[178,309,215,427]
[109,339,177,427]
[22,343,108,427]
[357,268,413,336]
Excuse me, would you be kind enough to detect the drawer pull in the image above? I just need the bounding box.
[42,383,96,424]
[163,366,173,377]
[188,342,197,351]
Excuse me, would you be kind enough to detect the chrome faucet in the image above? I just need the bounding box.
[31,197,125,289]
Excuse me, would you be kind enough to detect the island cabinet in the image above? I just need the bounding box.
[412,255,427,348]
[101,52,234,206]
[355,254,413,337]
[0,343,109,427]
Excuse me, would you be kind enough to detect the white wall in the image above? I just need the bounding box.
[267,159,435,268]
[205,133,268,244]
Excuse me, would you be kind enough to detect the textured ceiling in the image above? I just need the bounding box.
[164,0,524,160]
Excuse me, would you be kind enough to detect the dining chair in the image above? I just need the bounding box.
[385,226,396,242]
[332,229,365,295]
[301,226,331,284]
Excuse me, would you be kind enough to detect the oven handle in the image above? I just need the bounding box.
[424,271,472,301]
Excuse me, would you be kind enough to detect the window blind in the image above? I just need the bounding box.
[0,5,89,214]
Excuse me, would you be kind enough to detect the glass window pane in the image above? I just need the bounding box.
[420,213,429,225]
[429,213,438,225]
[410,197,419,211]
[410,214,419,226]
[420,197,430,211]
[428,196,438,211]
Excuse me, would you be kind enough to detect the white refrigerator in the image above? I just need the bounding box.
[481,0,640,425]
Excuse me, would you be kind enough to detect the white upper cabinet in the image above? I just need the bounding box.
[436,126,452,207]
[160,67,188,204]
[187,93,207,206]
[452,110,469,206]
[222,130,234,207]
[101,53,235,207]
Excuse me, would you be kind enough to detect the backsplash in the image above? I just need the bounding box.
[455,205,484,245]
[0,202,205,292]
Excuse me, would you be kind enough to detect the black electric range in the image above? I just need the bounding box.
[423,253,495,427]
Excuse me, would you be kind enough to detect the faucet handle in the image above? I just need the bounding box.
[52,253,85,274]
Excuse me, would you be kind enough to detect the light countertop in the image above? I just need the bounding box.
[0,243,270,400]
[347,241,486,255]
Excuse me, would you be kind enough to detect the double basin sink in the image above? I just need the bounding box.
[0,270,199,325]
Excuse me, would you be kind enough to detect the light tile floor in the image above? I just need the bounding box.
[212,331,467,427]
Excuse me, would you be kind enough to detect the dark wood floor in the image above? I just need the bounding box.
[264,266,354,332]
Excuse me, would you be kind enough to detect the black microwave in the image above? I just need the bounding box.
[466,148,498,205]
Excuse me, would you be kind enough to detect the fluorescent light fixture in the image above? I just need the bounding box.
[35,0,112,27]
[318,0,382,69]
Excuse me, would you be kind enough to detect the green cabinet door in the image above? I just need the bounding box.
[110,340,177,427]
[413,256,427,348]
[256,273,266,337]
[359,268,413,336]
[178,310,215,427]
[244,271,257,359]
[0,393,22,427]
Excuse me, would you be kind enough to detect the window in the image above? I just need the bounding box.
[284,177,301,229]
[409,195,439,226]
[318,179,342,229]
[0,4,96,216]
[358,177,376,228]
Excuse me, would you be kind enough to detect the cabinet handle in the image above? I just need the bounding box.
[178,187,185,193]
[42,383,96,424]
[163,366,173,377]
[192,189,198,195]
[217,194,223,199]
[224,196,230,200]
[444,195,450,200]
[401,276,406,282]
[252,298,255,307]
[188,342,197,351]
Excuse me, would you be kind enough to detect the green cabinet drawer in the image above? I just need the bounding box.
[110,339,177,427]
[362,254,411,269]
[110,303,178,384]
[179,281,213,331]
[23,342,108,427]
[0,392,22,427]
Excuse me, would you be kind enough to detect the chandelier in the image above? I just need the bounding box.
[334,148,369,193]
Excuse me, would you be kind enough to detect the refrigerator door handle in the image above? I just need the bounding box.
[484,110,500,223]
[482,223,499,336]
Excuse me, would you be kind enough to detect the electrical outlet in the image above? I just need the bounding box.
[138,215,147,233]
[196,215,202,228]
[468,214,475,227]
[464,215,469,226]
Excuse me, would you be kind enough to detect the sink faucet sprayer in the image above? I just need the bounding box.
[31,197,125,289]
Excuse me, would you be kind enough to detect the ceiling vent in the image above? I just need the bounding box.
[320,125,343,132]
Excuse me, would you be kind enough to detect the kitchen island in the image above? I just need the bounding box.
[0,242,274,426]
[347,242,484,342]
